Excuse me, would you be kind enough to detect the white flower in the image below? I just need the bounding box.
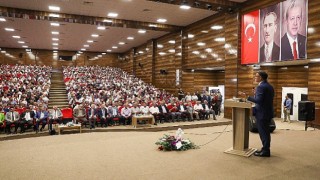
[176,141,182,149]
[182,139,190,144]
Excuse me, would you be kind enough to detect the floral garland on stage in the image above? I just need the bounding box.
[155,128,198,151]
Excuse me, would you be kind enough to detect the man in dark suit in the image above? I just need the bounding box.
[240,71,274,157]
[281,1,306,60]
[260,12,280,62]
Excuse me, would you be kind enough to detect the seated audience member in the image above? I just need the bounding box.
[167,103,180,122]
[20,107,35,133]
[187,102,198,121]
[158,101,170,123]
[48,106,62,131]
[97,104,108,127]
[178,101,190,121]
[108,103,120,126]
[131,103,141,116]
[193,101,205,120]
[121,103,132,125]
[0,111,5,132]
[73,104,87,125]
[140,102,150,115]
[88,103,98,129]
[149,103,160,125]
[202,100,216,120]
[5,107,20,134]
[35,106,49,133]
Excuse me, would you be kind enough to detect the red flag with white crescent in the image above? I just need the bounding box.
[241,10,260,64]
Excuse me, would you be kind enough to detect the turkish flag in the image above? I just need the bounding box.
[241,10,260,65]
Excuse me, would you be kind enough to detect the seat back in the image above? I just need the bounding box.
[61,108,73,119]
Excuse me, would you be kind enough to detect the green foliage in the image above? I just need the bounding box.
[155,134,198,151]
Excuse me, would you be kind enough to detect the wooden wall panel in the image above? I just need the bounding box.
[134,42,153,84]
[117,50,134,75]
[308,64,320,109]
[224,14,239,118]
[154,32,181,94]
[0,48,117,68]
[184,15,226,69]
[305,0,320,58]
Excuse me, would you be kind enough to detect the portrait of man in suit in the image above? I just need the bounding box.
[259,11,280,62]
[281,0,307,60]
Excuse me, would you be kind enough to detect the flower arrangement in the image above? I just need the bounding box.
[155,128,198,151]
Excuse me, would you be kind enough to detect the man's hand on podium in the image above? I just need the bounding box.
[238,91,248,102]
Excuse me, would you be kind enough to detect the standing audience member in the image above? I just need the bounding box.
[283,95,292,123]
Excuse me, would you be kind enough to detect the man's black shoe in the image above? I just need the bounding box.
[254,152,270,157]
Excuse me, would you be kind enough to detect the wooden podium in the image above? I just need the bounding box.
[224,99,257,157]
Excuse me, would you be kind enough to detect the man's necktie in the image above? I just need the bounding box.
[293,41,298,60]
[265,45,270,62]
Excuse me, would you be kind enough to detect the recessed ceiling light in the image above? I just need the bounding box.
[98,55,102,57]
[91,34,99,37]
[52,38,59,41]
[51,31,59,35]
[180,5,191,10]
[168,49,175,53]
[158,52,166,55]
[52,43,59,46]
[50,22,60,26]
[49,6,60,11]
[112,46,118,49]
[103,19,113,23]
[102,53,106,55]
[118,42,125,45]
[4,28,14,31]
[138,29,146,34]
[205,48,212,53]
[0,18,6,22]
[81,48,86,51]
[12,36,21,39]
[18,41,25,44]
[53,50,58,53]
[53,47,59,49]
[97,26,106,30]
[168,40,175,44]
[201,30,209,33]
[214,37,225,42]
[197,42,206,46]
[157,18,167,23]
[127,36,134,40]
[211,25,223,30]
[87,40,94,43]
[83,44,89,47]
[188,34,194,38]
[49,13,60,18]
[149,24,157,27]
[107,12,118,17]
[1,50,6,53]
[22,45,28,48]
[157,44,164,48]
[107,49,112,52]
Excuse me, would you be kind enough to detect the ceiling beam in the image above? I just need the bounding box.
[147,0,239,12]
[0,6,182,32]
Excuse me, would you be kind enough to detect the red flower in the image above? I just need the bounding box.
[158,146,163,151]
